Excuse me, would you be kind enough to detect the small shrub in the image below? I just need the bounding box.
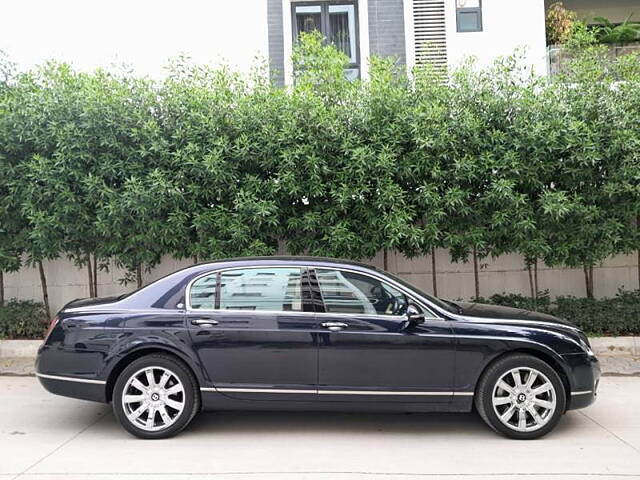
[0,300,49,339]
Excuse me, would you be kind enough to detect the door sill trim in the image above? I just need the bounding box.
[201,387,473,397]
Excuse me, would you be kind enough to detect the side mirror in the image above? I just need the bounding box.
[406,304,425,324]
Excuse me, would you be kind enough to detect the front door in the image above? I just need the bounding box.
[312,268,455,403]
[186,266,318,401]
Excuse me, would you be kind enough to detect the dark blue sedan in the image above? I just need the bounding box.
[36,256,600,439]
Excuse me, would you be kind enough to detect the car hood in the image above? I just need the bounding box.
[454,301,575,328]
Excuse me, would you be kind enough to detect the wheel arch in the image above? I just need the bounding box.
[474,348,572,409]
[105,346,202,403]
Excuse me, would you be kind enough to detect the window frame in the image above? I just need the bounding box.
[455,0,483,33]
[186,266,313,314]
[310,267,440,320]
[185,264,441,320]
[290,0,361,75]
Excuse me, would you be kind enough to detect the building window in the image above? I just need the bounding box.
[292,2,360,79]
[456,0,482,32]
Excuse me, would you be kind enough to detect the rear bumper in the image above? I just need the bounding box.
[36,373,107,403]
[562,352,600,410]
[36,345,108,403]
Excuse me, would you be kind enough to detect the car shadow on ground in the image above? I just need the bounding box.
[177,409,577,438]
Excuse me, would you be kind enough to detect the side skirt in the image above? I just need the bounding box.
[200,390,474,413]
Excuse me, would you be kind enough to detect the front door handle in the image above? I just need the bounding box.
[321,321,348,332]
[190,318,219,327]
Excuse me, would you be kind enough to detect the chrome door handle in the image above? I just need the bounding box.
[190,318,219,327]
[321,322,348,332]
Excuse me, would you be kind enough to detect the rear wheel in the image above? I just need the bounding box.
[475,353,566,439]
[112,354,200,439]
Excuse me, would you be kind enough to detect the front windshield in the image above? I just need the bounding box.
[383,271,459,314]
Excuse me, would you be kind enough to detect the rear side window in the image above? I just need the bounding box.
[190,273,218,309]
[190,268,304,312]
[315,268,408,316]
[219,268,304,312]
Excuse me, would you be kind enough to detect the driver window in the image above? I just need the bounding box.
[315,269,408,316]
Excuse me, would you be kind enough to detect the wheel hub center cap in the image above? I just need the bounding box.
[517,393,527,403]
[151,393,160,402]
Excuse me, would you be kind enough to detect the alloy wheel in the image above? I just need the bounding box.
[491,367,557,433]
[121,366,185,432]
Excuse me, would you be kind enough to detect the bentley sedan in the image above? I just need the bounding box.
[36,257,599,439]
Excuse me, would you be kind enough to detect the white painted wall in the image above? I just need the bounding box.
[0,0,268,77]
[444,0,548,74]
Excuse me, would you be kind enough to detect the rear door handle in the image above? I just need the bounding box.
[190,318,219,327]
[321,322,348,332]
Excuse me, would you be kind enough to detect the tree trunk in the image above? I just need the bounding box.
[92,253,98,298]
[38,260,51,319]
[431,246,438,297]
[0,270,4,307]
[637,215,639,290]
[193,256,198,265]
[527,262,535,302]
[472,246,480,300]
[87,254,95,298]
[383,248,388,271]
[136,263,143,288]
[583,265,594,299]
[533,259,539,299]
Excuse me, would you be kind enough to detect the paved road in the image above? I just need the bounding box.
[1,376,639,480]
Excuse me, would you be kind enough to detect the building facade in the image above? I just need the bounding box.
[268,0,548,84]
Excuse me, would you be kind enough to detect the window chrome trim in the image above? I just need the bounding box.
[185,263,441,320]
[36,373,106,385]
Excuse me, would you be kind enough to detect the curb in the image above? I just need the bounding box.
[0,340,42,358]
[590,337,639,357]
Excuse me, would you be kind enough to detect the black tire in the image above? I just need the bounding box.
[112,354,200,439]
[475,353,566,440]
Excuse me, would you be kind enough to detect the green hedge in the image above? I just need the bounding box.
[478,290,640,336]
[0,300,48,339]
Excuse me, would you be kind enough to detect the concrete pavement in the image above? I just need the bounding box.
[1,376,639,480]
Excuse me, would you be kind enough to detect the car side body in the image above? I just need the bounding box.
[36,256,600,437]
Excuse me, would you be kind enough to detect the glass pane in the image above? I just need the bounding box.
[456,0,480,8]
[344,68,359,81]
[190,273,217,310]
[328,4,356,63]
[458,11,481,31]
[296,5,322,35]
[316,269,408,316]
[219,268,303,312]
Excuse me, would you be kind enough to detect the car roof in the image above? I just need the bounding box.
[194,256,380,271]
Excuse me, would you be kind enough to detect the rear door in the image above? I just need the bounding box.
[312,267,455,403]
[186,266,318,401]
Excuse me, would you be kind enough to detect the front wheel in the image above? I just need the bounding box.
[475,353,566,439]
[112,354,200,439]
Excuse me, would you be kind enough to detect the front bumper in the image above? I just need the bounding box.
[562,352,600,410]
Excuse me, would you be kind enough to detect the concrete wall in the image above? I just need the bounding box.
[444,0,548,74]
[4,250,638,316]
[368,0,407,63]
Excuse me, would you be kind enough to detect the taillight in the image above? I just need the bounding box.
[45,315,59,341]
